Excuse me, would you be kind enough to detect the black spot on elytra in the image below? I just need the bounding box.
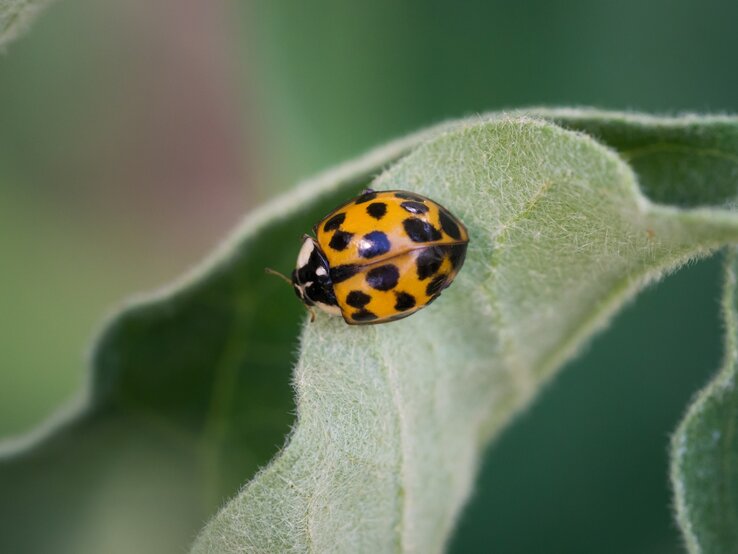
[329,230,353,251]
[352,309,378,322]
[439,209,462,240]
[426,293,440,306]
[395,191,425,202]
[330,264,360,283]
[403,218,442,243]
[366,202,387,219]
[346,290,371,308]
[415,246,445,280]
[426,274,448,296]
[394,292,416,311]
[355,191,378,204]
[366,264,400,291]
[323,212,346,232]
[358,231,391,258]
[449,243,468,270]
[400,201,428,215]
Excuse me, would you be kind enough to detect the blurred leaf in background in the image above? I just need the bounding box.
[2,0,738,552]
[0,0,255,437]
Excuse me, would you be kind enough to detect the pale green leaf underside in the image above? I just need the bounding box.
[3,110,738,553]
[0,0,54,48]
[193,116,738,553]
[671,247,738,554]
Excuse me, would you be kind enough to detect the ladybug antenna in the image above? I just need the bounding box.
[264,267,292,286]
[265,267,317,322]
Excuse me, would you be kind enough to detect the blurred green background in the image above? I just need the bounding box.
[2,0,737,551]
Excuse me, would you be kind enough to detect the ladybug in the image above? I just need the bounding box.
[276,189,469,325]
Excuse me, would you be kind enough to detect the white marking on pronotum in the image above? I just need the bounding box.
[315,266,328,277]
[297,238,314,268]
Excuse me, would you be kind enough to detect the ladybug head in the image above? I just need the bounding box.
[292,236,341,316]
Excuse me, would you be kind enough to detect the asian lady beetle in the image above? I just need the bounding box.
[286,189,469,324]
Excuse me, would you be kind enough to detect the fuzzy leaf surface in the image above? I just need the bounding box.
[0,0,54,48]
[671,247,738,554]
[194,116,738,553]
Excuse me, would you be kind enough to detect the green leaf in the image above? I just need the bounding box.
[671,247,738,554]
[0,137,419,554]
[3,110,738,553]
[528,108,738,208]
[0,0,54,48]
[192,115,738,552]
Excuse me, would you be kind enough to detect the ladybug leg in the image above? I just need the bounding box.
[306,304,316,323]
